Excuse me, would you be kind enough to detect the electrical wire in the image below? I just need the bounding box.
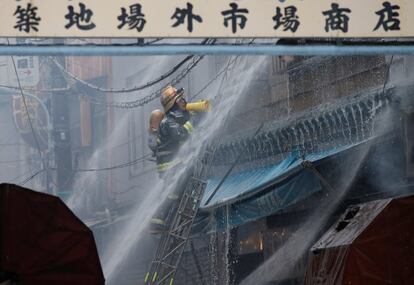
[40,153,152,194]
[51,38,212,94]
[191,56,238,100]
[54,39,216,109]
[191,38,255,101]
[82,54,206,108]
[74,154,151,172]
[51,153,152,173]
[8,168,38,183]
[3,39,215,111]
[51,54,195,94]
[19,169,46,185]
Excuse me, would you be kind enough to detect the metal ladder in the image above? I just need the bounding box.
[143,149,214,285]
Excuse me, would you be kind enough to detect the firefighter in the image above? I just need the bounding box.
[149,88,210,174]
[149,86,212,233]
[155,86,193,176]
[149,86,194,233]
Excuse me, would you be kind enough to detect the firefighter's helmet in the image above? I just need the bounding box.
[149,109,165,133]
[160,86,183,112]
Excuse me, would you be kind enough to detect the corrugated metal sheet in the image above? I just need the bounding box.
[305,195,414,285]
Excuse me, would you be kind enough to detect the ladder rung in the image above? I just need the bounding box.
[171,219,192,233]
[190,177,206,184]
[161,241,186,261]
[158,261,176,269]
[178,211,194,219]
[169,232,186,240]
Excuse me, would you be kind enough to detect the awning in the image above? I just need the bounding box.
[196,142,366,231]
[202,143,361,210]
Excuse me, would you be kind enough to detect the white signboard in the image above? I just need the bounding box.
[0,0,412,38]
[5,39,40,87]
[8,56,40,87]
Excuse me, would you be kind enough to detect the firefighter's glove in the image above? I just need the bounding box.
[183,121,194,133]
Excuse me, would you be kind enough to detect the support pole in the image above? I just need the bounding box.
[301,160,348,211]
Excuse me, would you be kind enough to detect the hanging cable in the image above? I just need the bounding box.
[82,54,206,108]
[3,39,215,110]
[74,154,151,172]
[191,56,238,100]
[192,38,255,100]
[51,54,194,94]
[51,38,213,94]
[50,153,152,173]
[9,168,38,184]
[19,169,46,185]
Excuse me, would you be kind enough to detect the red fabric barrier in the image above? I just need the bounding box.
[0,184,105,285]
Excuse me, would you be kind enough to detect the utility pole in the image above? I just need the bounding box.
[51,64,72,197]
[45,40,73,198]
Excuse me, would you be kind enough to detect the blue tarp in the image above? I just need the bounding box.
[202,144,358,210]
[196,143,363,231]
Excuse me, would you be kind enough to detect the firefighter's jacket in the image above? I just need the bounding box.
[156,108,193,172]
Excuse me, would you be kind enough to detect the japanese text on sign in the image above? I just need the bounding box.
[1,0,412,37]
